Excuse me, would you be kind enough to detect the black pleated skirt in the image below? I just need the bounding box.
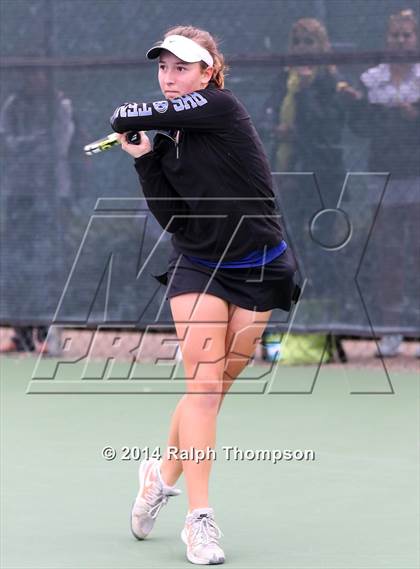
[152,246,300,312]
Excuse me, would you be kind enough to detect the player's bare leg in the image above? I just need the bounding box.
[163,292,227,564]
[160,303,272,486]
[218,304,272,412]
[159,395,187,485]
[162,292,228,510]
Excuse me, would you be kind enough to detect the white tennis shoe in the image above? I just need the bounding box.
[181,507,225,565]
[131,458,181,540]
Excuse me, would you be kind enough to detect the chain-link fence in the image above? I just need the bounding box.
[1,0,419,336]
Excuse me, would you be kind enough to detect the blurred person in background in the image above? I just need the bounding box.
[260,18,359,362]
[262,17,359,205]
[350,9,420,358]
[0,68,74,354]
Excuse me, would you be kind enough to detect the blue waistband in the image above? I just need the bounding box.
[184,240,288,269]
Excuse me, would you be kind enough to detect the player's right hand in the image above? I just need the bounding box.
[117,131,152,158]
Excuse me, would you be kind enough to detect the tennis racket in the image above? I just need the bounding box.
[84,131,140,155]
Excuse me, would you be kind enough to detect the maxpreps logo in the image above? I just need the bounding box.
[153,100,169,114]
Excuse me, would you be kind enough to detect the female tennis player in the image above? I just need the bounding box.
[111,25,299,565]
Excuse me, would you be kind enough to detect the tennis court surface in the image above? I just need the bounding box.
[1,356,418,569]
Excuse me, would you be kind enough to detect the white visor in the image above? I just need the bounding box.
[147,34,214,67]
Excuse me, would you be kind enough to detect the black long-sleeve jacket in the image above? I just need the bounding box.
[110,84,284,261]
